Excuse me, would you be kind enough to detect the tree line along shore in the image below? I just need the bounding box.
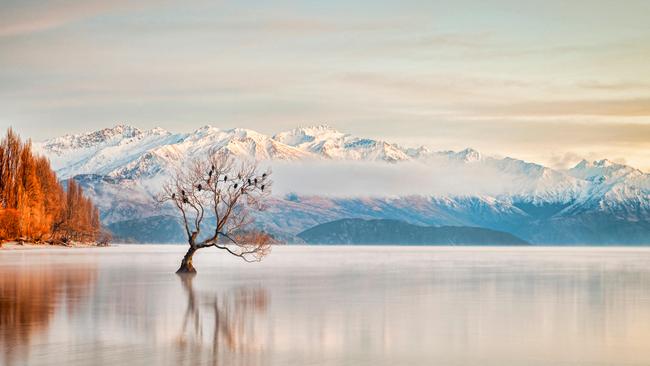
[0,128,109,246]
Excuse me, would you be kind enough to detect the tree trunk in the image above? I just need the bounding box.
[177,245,198,274]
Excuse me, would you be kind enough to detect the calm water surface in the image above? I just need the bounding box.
[1,245,650,366]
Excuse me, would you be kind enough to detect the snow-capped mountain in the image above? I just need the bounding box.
[273,124,411,162]
[35,123,586,201]
[39,125,184,179]
[36,124,312,180]
[562,159,650,218]
[34,124,650,244]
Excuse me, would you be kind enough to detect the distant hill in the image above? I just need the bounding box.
[107,215,186,244]
[298,219,529,245]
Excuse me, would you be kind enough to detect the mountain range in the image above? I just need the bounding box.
[33,124,650,244]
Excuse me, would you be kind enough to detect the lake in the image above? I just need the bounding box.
[1,245,650,366]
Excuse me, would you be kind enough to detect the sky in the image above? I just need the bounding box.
[1,0,650,171]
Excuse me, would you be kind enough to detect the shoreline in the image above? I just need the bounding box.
[0,241,109,250]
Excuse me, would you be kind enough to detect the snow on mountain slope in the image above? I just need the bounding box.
[35,123,650,244]
[36,125,315,180]
[487,157,586,203]
[568,159,648,186]
[37,124,650,207]
[39,124,142,153]
[423,148,483,163]
[273,124,411,162]
[34,125,184,179]
[272,124,343,147]
[562,159,650,217]
[175,126,313,161]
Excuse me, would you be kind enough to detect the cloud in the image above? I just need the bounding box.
[337,72,534,103]
[577,81,650,91]
[183,18,401,34]
[471,98,650,117]
[268,158,521,198]
[0,0,158,37]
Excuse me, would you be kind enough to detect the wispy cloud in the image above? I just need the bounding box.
[338,72,533,101]
[577,80,650,91]
[473,98,650,117]
[0,0,158,37]
[158,18,403,34]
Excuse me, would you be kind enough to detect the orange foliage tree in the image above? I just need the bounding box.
[0,128,103,244]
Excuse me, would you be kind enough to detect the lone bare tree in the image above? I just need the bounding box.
[157,153,273,273]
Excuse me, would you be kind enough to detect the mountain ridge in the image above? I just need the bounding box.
[33,123,650,244]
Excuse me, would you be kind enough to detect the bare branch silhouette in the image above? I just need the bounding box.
[156,153,273,273]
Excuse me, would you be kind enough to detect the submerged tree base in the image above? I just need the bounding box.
[176,263,197,274]
[177,246,197,273]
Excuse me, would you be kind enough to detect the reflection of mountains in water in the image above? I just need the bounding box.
[0,264,96,366]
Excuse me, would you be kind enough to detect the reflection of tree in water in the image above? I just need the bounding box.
[176,274,269,365]
[0,265,95,366]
